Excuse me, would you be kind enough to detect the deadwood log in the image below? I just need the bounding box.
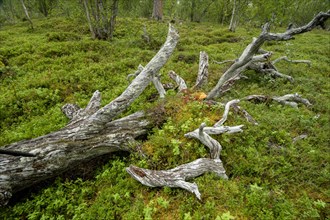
[207,10,330,100]
[127,100,242,200]
[0,24,179,206]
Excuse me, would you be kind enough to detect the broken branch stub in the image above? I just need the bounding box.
[194,51,209,89]
[168,70,188,92]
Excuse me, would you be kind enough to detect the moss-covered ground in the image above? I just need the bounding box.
[0,17,329,219]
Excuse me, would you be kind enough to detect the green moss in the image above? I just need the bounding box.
[0,15,329,219]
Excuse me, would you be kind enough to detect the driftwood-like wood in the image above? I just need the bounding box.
[168,70,188,92]
[0,25,179,206]
[244,93,312,108]
[194,51,209,89]
[207,10,330,100]
[127,64,166,98]
[127,100,243,199]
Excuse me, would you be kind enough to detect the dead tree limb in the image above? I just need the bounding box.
[207,10,330,100]
[0,24,179,207]
[244,93,312,108]
[127,64,166,98]
[193,51,209,89]
[127,100,243,200]
[272,56,311,67]
[168,70,188,92]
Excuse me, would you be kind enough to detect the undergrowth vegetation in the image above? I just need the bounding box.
[0,16,329,219]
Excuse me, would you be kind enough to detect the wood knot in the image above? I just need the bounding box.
[130,166,146,177]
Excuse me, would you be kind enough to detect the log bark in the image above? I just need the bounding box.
[0,25,179,206]
[207,10,330,100]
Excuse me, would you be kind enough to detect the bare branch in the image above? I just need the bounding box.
[128,64,166,98]
[168,70,188,92]
[213,59,235,65]
[152,74,166,98]
[232,105,258,125]
[193,51,209,89]
[127,64,144,83]
[272,56,311,67]
[244,93,312,108]
[214,99,240,127]
[207,11,330,100]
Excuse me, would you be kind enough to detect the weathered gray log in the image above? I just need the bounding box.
[207,10,330,100]
[0,24,179,206]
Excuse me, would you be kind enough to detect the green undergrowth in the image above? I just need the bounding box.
[0,17,329,219]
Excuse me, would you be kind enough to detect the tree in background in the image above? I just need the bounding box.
[152,0,163,20]
[82,0,119,40]
[20,0,33,29]
[37,0,56,17]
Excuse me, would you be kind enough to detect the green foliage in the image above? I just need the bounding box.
[0,12,329,220]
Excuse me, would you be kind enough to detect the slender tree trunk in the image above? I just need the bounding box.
[152,0,163,20]
[190,0,196,22]
[83,0,96,39]
[229,0,237,32]
[109,0,119,39]
[20,0,33,29]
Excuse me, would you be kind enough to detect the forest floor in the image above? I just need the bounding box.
[0,17,329,219]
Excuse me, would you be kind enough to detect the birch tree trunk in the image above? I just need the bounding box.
[20,0,33,29]
[228,0,237,32]
[152,0,163,21]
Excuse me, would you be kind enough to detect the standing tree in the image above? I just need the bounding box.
[152,0,163,20]
[20,0,33,29]
[228,0,237,31]
[37,0,56,17]
[82,0,119,40]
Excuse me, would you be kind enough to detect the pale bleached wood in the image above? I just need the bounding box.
[244,93,312,108]
[168,70,188,92]
[127,100,242,200]
[207,11,330,100]
[0,25,179,206]
[194,51,209,89]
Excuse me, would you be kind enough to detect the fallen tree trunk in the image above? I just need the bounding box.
[0,24,179,206]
